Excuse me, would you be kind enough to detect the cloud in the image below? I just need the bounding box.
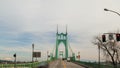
[0,0,120,61]
[3,57,13,61]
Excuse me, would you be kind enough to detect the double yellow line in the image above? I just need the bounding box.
[62,60,66,68]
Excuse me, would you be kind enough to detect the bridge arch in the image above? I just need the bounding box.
[55,26,68,59]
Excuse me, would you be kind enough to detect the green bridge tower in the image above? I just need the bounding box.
[55,26,68,59]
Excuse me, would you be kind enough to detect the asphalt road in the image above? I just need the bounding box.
[49,59,85,68]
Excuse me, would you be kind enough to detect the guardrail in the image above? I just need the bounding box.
[0,59,56,68]
[72,61,115,68]
[0,62,40,68]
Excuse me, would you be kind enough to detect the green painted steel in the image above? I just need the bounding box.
[55,26,68,59]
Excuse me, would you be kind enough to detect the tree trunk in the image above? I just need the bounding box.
[111,56,117,68]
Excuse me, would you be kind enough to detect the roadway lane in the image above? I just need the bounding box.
[49,59,85,68]
[64,61,85,68]
[49,59,63,68]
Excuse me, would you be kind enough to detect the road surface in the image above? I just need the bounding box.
[49,59,85,68]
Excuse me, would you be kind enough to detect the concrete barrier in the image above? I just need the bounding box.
[72,61,93,68]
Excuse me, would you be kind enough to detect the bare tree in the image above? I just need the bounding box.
[92,36,120,68]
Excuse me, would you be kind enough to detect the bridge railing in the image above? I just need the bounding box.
[0,62,40,68]
[0,58,57,68]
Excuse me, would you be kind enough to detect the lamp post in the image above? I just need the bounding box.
[104,8,120,16]
[98,44,100,68]
[32,43,34,63]
[32,44,34,68]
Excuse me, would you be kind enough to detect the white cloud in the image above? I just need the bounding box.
[3,57,13,61]
[0,0,120,61]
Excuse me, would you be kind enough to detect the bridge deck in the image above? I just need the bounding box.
[49,59,85,68]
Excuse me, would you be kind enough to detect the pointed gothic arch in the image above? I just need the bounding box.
[55,26,68,59]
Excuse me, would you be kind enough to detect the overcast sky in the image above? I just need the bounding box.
[0,0,120,62]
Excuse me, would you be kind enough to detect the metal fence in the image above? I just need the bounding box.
[0,62,40,68]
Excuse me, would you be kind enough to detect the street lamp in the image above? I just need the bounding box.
[32,43,34,63]
[104,8,120,16]
[97,44,100,68]
[32,43,34,68]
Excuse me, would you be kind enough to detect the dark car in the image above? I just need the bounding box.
[62,58,66,60]
[37,62,49,68]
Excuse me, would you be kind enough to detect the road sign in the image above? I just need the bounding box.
[33,52,41,58]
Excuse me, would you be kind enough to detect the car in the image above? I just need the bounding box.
[62,58,65,60]
[37,62,49,68]
[67,58,70,62]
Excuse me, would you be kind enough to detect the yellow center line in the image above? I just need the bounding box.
[62,60,66,68]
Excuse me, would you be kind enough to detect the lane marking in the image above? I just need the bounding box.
[62,61,66,68]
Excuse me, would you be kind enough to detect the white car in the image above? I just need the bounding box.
[67,58,70,62]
